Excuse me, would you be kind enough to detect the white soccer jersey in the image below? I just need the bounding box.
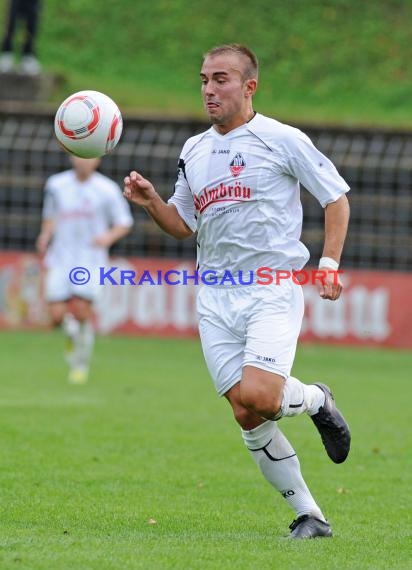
[42,169,133,269]
[168,113,349,278]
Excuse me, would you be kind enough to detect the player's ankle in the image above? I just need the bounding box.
[306,385,326,416]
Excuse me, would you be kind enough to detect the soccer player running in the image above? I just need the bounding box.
[124,44,351,539]
[37,156,133,384]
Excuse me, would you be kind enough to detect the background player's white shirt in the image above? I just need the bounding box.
[168,113,350,279]
[42,169,133,269]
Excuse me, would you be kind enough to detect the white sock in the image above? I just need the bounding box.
[280,376,325,418]
[242,420,325,520]
[62,312,80,340]
[62,313,80,366]
[72,320,95,371]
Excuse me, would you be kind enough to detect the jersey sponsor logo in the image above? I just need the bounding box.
[193,182,252,213]
[230,152,246,177]
[60,208,95,220]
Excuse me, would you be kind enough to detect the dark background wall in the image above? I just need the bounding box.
[1,108,411,271]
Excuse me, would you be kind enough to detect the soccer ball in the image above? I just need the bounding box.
[54,90,123,158]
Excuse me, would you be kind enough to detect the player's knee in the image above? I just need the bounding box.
[71,298,93,322]
[50,317,63,328]
[49,311,64,328]
[232,404,255,427]
[240,383,282,420]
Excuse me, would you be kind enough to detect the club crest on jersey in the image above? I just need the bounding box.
[230,153,246,177]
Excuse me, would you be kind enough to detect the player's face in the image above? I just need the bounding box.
[71,156,101,180]
[200,53,256,134]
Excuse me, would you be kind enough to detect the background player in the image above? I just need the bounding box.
[123,44,351,539]
[0,0,42,74]
[36,156,133,384]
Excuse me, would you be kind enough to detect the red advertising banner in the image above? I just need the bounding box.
[0,252,411,348]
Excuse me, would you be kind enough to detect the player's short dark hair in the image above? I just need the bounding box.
[203,44,259,80]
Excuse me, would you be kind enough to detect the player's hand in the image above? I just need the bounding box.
[93,233,113,248]
[317,269,343,301]
[123,171,157,207]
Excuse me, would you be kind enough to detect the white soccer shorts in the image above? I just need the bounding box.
[197,279,304,396]
[44,265,101,303]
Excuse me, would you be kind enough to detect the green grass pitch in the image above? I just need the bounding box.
[0,330,411,569]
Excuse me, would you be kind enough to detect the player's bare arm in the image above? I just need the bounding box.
[318,194,350,301]
[93,225,132,248]
[123,170,193,240]
[36,218,55,254]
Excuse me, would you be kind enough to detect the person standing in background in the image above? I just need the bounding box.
[36,156,134,384]
[0,0,42,74]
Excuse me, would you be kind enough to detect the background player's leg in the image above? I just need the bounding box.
[1,0,19,53]
[48,300,81,368]
[20,0,42,74]
[61,311,80,366]
[48,301,68,328]
[68,297,95,384]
